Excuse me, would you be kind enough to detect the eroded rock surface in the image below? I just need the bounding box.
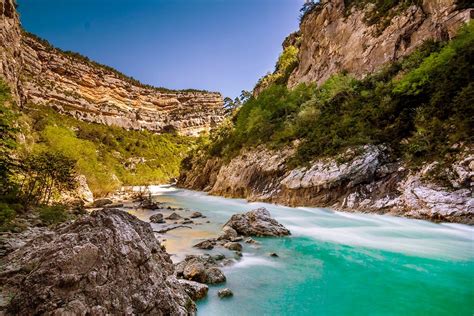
[0,209,196,315]
[288,0,472,87]
[224,208,291,237]
[180,145,474,224]
[0,0,225,136]
[175,255,227,284]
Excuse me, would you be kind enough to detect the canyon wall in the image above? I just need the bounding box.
[288,0,472,86]
[0,0,224,136]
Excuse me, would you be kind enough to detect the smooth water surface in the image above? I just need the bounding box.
[136,186,474,315]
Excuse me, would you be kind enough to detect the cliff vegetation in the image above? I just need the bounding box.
[0,82,194,231]
[184,22,473,171]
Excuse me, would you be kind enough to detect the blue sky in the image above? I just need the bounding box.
[18,0,304,98]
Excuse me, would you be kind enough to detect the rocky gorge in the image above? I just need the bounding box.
[179,0,474,224]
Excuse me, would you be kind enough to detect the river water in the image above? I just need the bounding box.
[130,185,473,316]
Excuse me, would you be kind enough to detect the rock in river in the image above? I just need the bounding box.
[223,207,290,237]
[176,255,226,284]
[224,242,243,252]
[0,209,195,315]
[193,240,214,250]
[217,225,238,241]
[149,213,164,223]
[218,288,233,298]
[166,212,182,220]
[178,279,209,301]
[190,211,203,218]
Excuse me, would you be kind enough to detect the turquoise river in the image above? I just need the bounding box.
[129,186,474,316]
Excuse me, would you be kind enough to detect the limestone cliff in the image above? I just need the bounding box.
[179,145,473,224]
[0,0,224,136]
[288,0,472,87]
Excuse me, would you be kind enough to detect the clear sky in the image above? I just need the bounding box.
[18,0,304,98]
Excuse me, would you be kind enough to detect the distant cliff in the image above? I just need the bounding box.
[0,0,224,136]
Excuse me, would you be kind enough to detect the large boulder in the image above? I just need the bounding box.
[224,208,290,237]
[178,280,208,301]
[0,209,195,315]
[176,255,226,285]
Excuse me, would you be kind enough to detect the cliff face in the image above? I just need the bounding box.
[179,145,474,224]
[0,0,224,136]
[0,0,22,100]
[288,0,472,87]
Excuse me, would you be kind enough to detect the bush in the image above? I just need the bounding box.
[37,204,69,226]
[0,202,17,231]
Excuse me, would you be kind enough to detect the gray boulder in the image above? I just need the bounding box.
[149,213,164,223]
[218,288,233,298]
[190,212,203,218]
[166,212,182,220]
[178,279,208,301]
[217,226,238,241]
[0,209,195,315]
[224,208,290,237]
[176,255,226,284]
[193,240,214,250]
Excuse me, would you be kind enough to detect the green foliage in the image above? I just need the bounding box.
[256,45,299,90]
[0,81,19,196]
[0,203,16,231]
[24,106,194,196]
[37,204,69,226]
[18,151,77,207]
[200,22,474,169]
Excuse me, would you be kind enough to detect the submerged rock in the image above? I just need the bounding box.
[190,212,203,218]
[218,288,233,298]
[224,208,290,237]
[178,279,208,301]
[0,209,195,315]
[193,240,214,250]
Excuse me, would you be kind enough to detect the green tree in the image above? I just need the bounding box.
[19,151,77,207]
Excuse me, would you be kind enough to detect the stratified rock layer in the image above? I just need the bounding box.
[288,0,472,87]
[0,209,195,315]
[0,0,225,135]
